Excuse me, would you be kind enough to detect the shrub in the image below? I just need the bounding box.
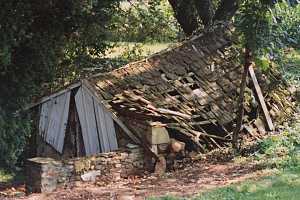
[109,0,181,43]
[256,124,300,168]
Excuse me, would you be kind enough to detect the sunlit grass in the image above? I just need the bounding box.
[151,167,300,200]
[194,168,300,200]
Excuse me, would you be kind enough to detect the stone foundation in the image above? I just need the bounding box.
[26,147,144,193]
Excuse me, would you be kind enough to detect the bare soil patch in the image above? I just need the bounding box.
[1,159,272,200]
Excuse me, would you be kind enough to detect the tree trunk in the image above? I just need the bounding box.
[213,0,239,22]
[232,48,252,149]
[168,0,199,36]
[193,0,214,27]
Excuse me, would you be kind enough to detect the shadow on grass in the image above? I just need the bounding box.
[152,167,300,200]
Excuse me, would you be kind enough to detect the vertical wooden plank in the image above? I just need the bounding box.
[249,65,274,131]
[75,87,101,155]
[104,108,118,151]
[38,100,52,139]
[94,102,118,152]
[81,81,140,144]
[44,91,71,153]
[94,103,111,152]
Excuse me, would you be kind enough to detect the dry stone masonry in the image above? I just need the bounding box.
[26,147,144,193]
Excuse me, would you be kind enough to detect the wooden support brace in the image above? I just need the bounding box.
[249,66,274,131]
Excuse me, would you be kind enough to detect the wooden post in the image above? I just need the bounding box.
[248,65,274,131]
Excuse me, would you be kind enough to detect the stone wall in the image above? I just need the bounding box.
[26,147,144,193]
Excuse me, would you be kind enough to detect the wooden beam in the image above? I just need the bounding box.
[249,65,274,131]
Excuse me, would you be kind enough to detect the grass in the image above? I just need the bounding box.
[152,117,300,200]
[151,167,300,200]
[193,167,300,200]
[282,48,300,83]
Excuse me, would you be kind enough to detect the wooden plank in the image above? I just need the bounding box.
[157,108,191,119]
[94,102,111,152]
[81,81,140,144]
[38,100,52,139]
[94,101,118,152]
[82,81,159,160]
[249,66,274,131]
[41,91,71,153]
[75,86,101,155]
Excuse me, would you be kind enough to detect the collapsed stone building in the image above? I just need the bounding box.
[26,24,296,192]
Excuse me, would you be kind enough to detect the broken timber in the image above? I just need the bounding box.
[249,65,274,131]
[27,24,296,157]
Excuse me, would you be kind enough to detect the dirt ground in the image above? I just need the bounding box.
[1,159,273,200]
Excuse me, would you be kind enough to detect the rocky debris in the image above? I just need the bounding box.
[80,170,101,182]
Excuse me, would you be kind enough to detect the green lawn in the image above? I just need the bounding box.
[153,167,300,200]
[194,167,300,200]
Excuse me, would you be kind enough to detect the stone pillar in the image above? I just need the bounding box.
[26,157,62,193]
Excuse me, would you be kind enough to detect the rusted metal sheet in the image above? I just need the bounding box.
[75,87,101,155]
[38,91,71,153]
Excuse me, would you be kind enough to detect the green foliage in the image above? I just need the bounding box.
[235,1,300,70]
[119,43,146,61]
[0,110,32,167]
[282,48,300,83]
[109,0,181,42]
[255,124,300,169]
[0,0,120,167]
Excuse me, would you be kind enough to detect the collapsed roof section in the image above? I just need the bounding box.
[30,24,296,154]
[85,25,243,151]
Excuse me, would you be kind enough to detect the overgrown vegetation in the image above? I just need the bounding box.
[236,2,300,71]
[0,0,299,172]
[0,0,120,167]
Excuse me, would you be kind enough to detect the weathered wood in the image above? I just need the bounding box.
[249,65,274,131]
[94,99,118,152]
[83,81,160,160]
[75,87,101,155]
[39,91,71,153]
[157,108,191,119]
[81,81,140,145]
